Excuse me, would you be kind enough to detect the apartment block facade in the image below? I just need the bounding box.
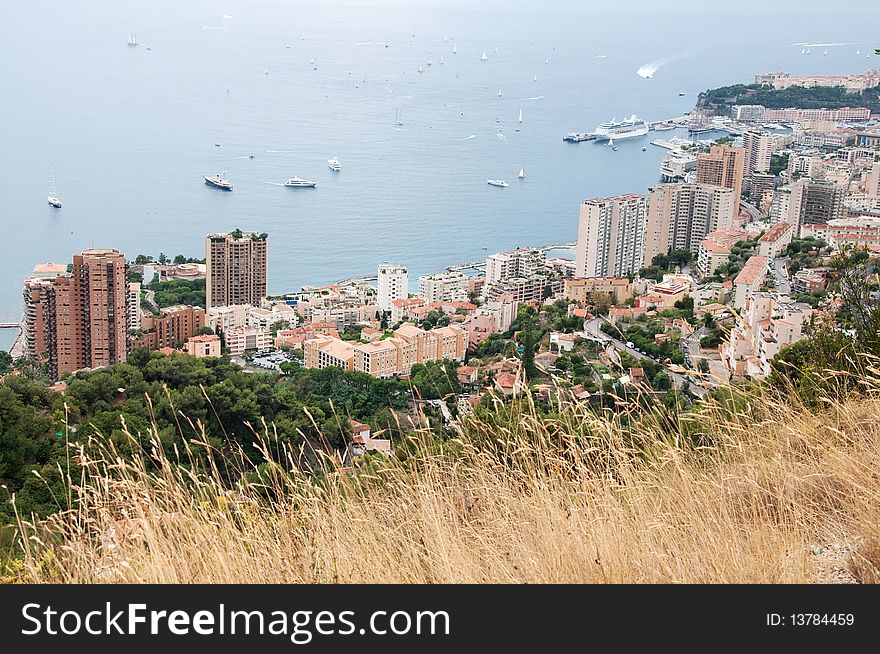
[23,249,129,380]
[575,194,647,278]
[643,184,736,266]
[377,264,408,312]
[304,323,467,378]
[205,232,268,308]
[695,145,746,199]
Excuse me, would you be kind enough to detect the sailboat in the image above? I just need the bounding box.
[805,48,811,54]
[394,108,404,127]
[127,33,138,47]
[418,64,424,73]
[426,57,432,66]
[440,55,444,64]
[498,89,502,97]
[609,137,618,151]
[801,48,806,54]
[453,44,457,54]
[856,49,861,55]
[480,50,488,61]
[518,168,525,179]
[48,166,62,208]
[823,49,828,56]
[518,109,523,123]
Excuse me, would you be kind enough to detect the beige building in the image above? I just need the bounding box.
[801,216,880,251]
[643,184,736,265]
[575,194,646,278]
[696,239,732,279]
[225,325,273,356]
[723,293,812,379]
[758,221,793,259]
[564,277,633,304]
[733,256,769,308]
[755,69,880,92]
[742,131,773,179]
[185,334,222,358]
[206,232,268,308]
[304,323,467,378]
[696,145,745,199]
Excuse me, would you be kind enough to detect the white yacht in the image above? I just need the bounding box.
[204,174,233,190]
[328,158,342,172]
[593,115,648,141]
[487,179,508,187]
[48,166,62,207]
[284,176,317,188]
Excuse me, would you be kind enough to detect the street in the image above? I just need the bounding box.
[583,318,706,398]
[771,256,791,296]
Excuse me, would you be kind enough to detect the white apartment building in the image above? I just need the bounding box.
[225,325,273,356]
[575,194,647,278]
[485,248,546,286]
[206,304,250,333]
[377,264,408,312]
[742,131,773,178]
[723,293,812,380]
[127,282,141,332]
[418,271,469,303]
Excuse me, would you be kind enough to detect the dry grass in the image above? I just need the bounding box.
[10,377,880,584]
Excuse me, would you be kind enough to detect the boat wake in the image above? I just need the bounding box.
[496,133,507,141]
[460,135,477,140]
[201,26,225,30]
[637,57,674,78]
[262,180,286,186]
[790,42,852,47]
[265,149,296,153]
[528,95,545,101]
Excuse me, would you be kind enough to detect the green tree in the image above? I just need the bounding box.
[521,330,538,380]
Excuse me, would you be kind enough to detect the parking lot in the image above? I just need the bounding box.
[248,350,302,371]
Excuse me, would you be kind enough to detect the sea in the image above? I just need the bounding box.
[2,0,879,350]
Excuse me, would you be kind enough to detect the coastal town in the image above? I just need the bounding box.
[4,66,880,453]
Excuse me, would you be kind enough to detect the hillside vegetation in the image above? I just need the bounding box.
[697,83,880,114]
[8,372,880,584]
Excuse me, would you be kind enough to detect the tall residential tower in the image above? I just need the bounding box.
[205,231,268,308]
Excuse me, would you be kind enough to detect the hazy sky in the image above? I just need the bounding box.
[308,0,878,16]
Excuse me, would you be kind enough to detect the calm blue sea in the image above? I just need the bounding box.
[2,0,879,349]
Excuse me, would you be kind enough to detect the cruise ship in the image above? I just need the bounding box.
[204,174,233,190]
[284,176,317,188]
[592,115,648,141]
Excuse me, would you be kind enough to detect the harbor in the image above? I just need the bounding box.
[563,115,689,143]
